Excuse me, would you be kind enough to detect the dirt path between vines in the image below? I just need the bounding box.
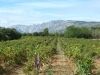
[4,64,26,75]
[39,41,75,75]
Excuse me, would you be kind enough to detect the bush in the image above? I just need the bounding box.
[64,25,92,38]
[0,27,22,41]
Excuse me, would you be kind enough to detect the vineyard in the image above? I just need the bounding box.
[60,38,100,75]
[0,36,57,75]
[0,36,100,75]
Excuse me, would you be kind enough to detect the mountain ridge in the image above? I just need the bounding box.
[9,20,100,33]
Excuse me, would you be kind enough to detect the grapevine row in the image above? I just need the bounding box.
[59,38,100,75]
[0,36,57,74]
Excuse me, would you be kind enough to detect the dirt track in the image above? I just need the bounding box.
[39,41,75,75]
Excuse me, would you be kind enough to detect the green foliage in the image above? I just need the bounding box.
[64,25,92,38]
[0,36,57,74]
[42,28,49,36]
[0,66,4,74]
[0,27,22,41]
[76,58,93,75]
[91,27,100,38]
[70,44,93,75]
[24,28,50,36]
[33,32,39,36]
[60,38,100,75]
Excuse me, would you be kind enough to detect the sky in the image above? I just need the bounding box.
[0,0,100,27]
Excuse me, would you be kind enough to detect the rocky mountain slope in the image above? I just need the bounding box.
[9,20,100,33]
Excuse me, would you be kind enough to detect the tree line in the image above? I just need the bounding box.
[22,26,100,39]
[0,27,22,41]
[64,25,100,39]
[64,25,91,38]
[0,26,100,41]
[23,28,49,36]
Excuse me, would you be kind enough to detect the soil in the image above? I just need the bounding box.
[39,41,75,75]
[3,64,26,75]
[93,58,100,75]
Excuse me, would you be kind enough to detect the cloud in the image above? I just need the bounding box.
[0,19,9,27]
[0,0,100,27]
[15,1,75,9]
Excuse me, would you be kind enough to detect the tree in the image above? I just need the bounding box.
[0,27,22,41]
[42,28,49,36]
[38,32,43,36]
[64,25,92,38]
[33,32,39,36]
[64,25,77,38]
[91,27,100,38]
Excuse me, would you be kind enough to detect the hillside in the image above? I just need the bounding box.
[9,20,100,33]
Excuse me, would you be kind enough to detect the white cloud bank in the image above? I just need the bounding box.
[0,0,100,27]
